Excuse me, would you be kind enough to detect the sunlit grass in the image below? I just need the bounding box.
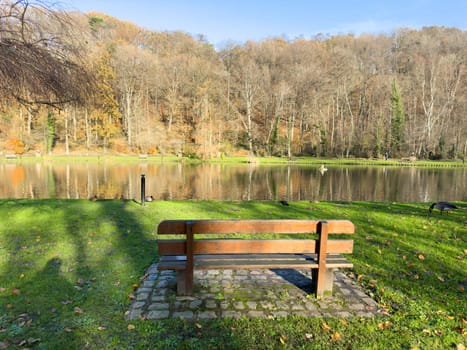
[0,199,465,349]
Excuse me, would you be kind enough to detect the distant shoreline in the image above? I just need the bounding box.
[1,154,465,168]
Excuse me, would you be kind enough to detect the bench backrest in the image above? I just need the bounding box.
[157,219,354,256]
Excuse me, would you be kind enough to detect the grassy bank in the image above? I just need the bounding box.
[0,199,465,349]
[2,155,465,168]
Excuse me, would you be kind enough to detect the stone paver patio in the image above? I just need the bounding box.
[127,263,381,320]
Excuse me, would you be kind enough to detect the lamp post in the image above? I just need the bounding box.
[141,174,146,206]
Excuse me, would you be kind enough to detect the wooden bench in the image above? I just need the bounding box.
[157,219,354,297]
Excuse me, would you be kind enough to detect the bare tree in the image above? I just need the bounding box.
[0,0,93,106]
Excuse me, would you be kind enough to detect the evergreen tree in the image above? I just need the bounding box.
[46,112,55,154]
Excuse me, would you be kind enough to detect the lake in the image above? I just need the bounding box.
[1,161,465,202]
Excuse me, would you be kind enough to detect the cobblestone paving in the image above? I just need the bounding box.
[127,263,380,320]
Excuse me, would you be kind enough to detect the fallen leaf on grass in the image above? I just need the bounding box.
[74,307,83,315]
[128,293,135,300]
[321,323,331,331]
[19,338,40,346]
[127,324,135,330]
[418,254,425,260]
[64,328,73,333]
[331,332,341,341]
[0,287,6,293]
[11,288,21,295]
[97,326,106,331]
[305,333,313,340]
[437,276,445,282]
[339,319,349,326]
[456,344,465,350]
[279,334,287,345]
[378,321,392,330]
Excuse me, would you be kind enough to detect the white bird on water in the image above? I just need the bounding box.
[319,164,328,174]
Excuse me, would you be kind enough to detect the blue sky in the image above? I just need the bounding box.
[65,0,466,46]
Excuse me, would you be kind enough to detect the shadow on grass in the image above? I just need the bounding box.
[0,199,153,348]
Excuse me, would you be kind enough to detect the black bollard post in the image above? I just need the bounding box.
[141,174,146,206]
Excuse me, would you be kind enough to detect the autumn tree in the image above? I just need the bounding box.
[90,49,122,151]
[390,79,405,155]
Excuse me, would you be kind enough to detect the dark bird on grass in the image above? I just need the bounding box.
[429,202,458,215]
[279,200,289,206]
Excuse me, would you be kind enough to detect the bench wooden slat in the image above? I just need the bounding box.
[158,239,354,255]
[158,219,354,235]
[159,254,353,270]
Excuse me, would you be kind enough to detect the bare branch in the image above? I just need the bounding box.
[0,0,94,107]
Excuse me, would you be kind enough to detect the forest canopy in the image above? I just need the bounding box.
[0,0,466,159]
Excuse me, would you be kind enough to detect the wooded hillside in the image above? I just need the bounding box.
[1,1,466,159]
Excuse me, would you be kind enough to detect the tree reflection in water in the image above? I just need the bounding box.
[0,162,465,202]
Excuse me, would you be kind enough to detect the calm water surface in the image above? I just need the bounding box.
[0,162,465,202]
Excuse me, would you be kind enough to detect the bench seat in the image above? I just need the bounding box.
[159,253,353,270]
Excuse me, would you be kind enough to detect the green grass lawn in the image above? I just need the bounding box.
[0,199,465,349]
